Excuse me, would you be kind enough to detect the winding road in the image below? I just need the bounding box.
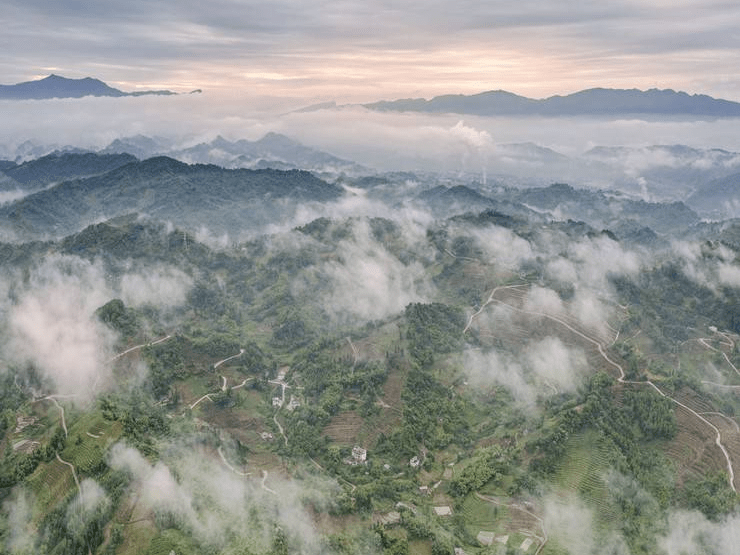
[468,285,739,493]
[261,470,278,495]
[109,334,172,362]
[56,452,81,495]
[41,395,72,437]
[213,349,245,369]
[217,446,251,477]
[346,337,359,368]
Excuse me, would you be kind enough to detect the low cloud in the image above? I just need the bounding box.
[296,219,435,324]
[6,255,115,400]
[543,493,630,555]
[659,509,740,555]
[669,239,740,293]
[524,285,566,317]
[109,442,337,553]
[119,264,193,308]
[3,488,35,554]
[0,189,28,206]
[66,479,110,544]
[463,336,587,407]
[469,224,534,269]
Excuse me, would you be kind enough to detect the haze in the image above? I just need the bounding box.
[3,1,740,103]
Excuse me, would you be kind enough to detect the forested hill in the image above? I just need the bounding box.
[0,157,343,238]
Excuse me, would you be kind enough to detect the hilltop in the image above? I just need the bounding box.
[0,74,177,100]
[362,87,740,118]
[1,153,740,554]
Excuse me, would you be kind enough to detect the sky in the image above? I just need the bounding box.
[3,0,740,103]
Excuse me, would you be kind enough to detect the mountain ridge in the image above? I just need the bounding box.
[361,87,740,118]
[0,156,343,238]
[0,74,177,100]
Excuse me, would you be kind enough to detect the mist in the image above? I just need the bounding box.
[3,93,740,186]
[301,219,435,324]
[109,442,340,554]
[463,335,588,407]
[659,509,740,555]
[2,488,35,554]
[5,255,115,400]
[119,264,193,308]
[543,494,630,555]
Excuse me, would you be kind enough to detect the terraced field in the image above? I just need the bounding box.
[324,410,365,446]
[551,431,620,529]
[664,406,727,480]
[27,457,75,515]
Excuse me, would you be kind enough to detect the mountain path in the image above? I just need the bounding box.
[470,284,738,492]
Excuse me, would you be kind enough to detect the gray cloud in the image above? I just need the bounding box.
[2,1,740,100]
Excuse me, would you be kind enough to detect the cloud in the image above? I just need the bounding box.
[566,235,642,291]
[464,348,536,406]
[659,510,740,555]
[543,493,630,555]
[296,219,435,324]
[468,224,534,269]
[108,442,337,553]
[718,262,740,288]
[119,264,193,308]
[669,239,740,293]
[3,488,35,554]
[0,189,28,206]
[463,336,588,407]
[6,255,116,400]
[66,479,110,543]
[3,0,740,102]
[524,285,566,317]
[526,336,588,393]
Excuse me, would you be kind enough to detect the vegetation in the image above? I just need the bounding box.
[3,164,740,554]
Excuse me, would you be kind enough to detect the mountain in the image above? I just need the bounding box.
[100,132,367,175]
[0,156,343,238]
[2,151,137,191]
[686,172,740,219]
[170,132,367,174]
[100,135,173,159]
[364,87,740,118]
[499,182,701,234]
[4,152,740,554]
[0,74,176,100]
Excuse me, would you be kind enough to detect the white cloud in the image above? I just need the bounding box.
[120,264,193,308]
[7,255,115,400]
[659,510,740,555]
[307,220,435,323]
[108,442,336,553]
[469,224,534,269]
[463,336,587,407]
[3,489,36,554]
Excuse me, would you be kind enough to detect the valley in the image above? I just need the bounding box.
[1,143,740,555]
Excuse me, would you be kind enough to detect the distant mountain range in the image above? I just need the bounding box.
[102,132,367,174]
[0,74,179,100]
[361,88,740,118]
